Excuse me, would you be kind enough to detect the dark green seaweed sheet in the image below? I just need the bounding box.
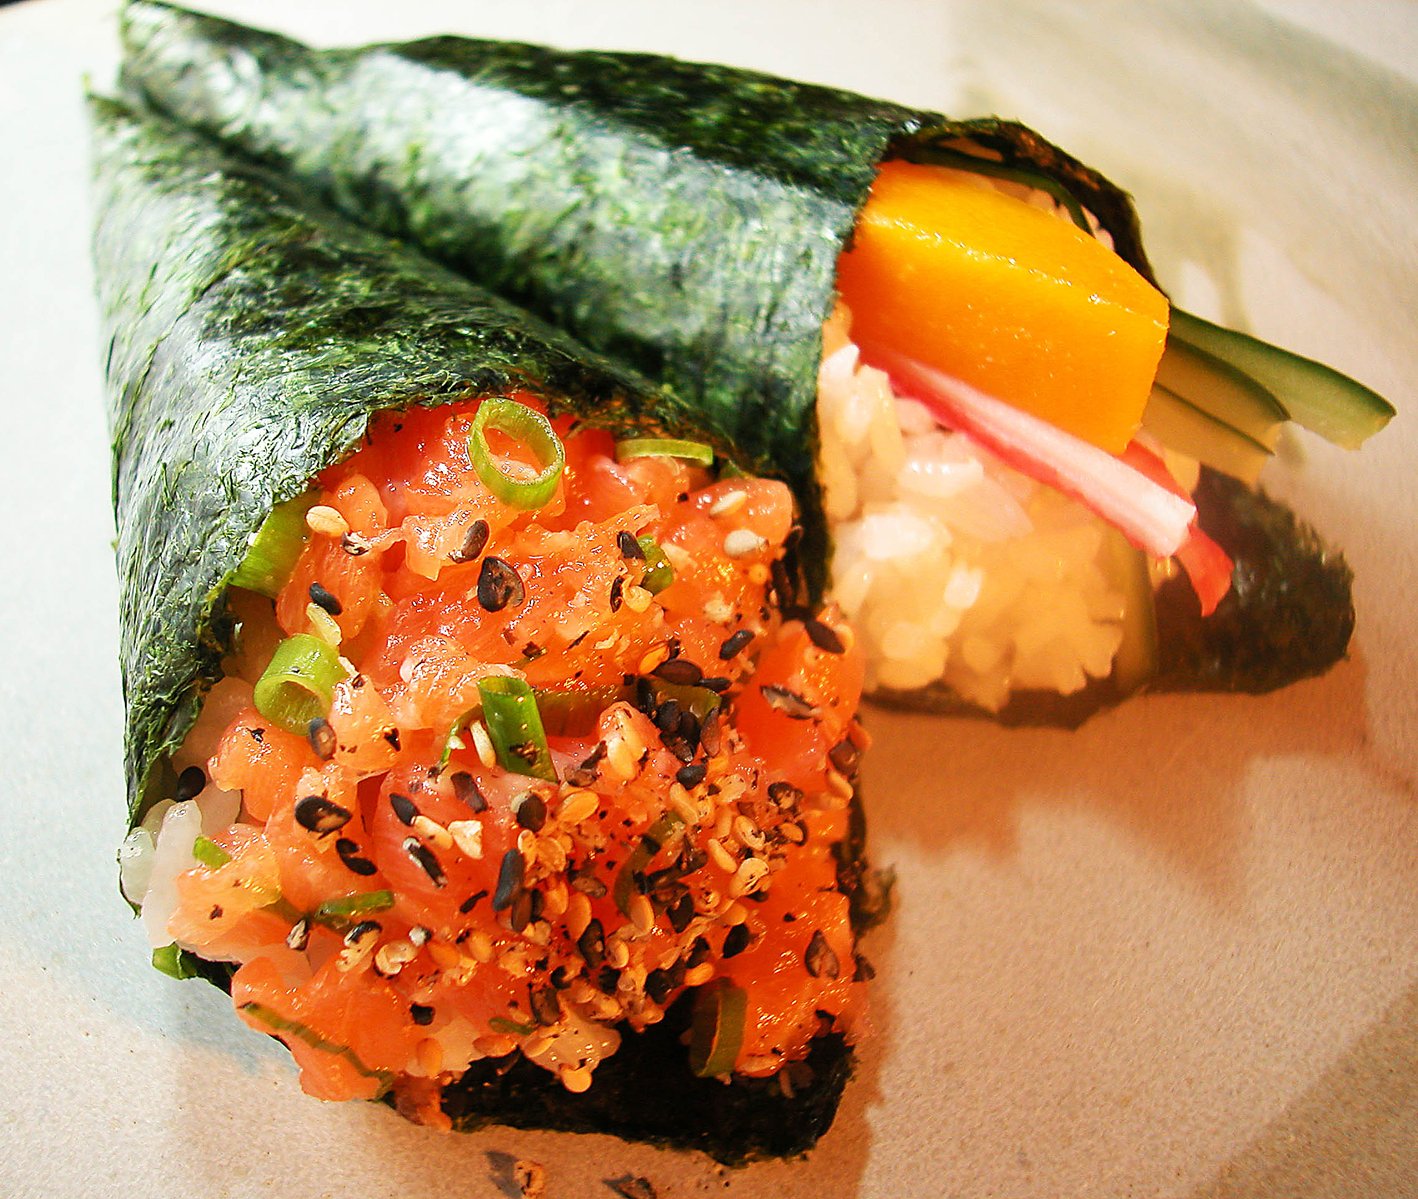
[93,96,863,1161]
[118,1,1355,720]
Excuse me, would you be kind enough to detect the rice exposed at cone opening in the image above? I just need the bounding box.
[818,309,1127,708]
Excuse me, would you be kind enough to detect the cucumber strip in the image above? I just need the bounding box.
[894,144,1093,233]
[1169,307,1393,449]
[1156,334,1286,448]
[1141,384,1272,485]
[1101,527,1159,696]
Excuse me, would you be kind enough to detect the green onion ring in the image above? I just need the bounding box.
[477,677,557,782]
[614,437,716,466]
[253,634,345,735]
[151,944,200,980]
[468,398,565,509]
[689,980,748,1078]
[230,493,314,597]
[314,890,396,926]
[192,835,232,869]
[613,812,685,916]
[636,536,675,594]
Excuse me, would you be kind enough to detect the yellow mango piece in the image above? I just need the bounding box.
[836,160,1169,453]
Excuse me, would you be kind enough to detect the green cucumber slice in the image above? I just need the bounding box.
[1142,384,1273,485]
[1155,334,1286,449]
[1101,528,1159,696]
[1169,307,1393,450]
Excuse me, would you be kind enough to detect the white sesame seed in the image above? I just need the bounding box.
[623,585,653,613]
[683,963,715,987]
[516,829,539,865]
[703,594,734,624]
[412,814,454,850]
[306,505,349,538]
[474,1034,518,1058]
[375,940,417,976]
[709,489,748,518]
[469,720,497,769]
[628,894,655,935]
[467,931,495,963]
[733,815,766,852]
[448,819,484,860]
[560,1065,593,1093]
[606,939,630,970]
[729,857,769,898]
[723,529,767,559]
[558,789,600,826]
[566,892,593,942]
[706,838,737,874]
[637,644,670,674]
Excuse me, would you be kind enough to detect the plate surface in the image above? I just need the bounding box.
[0,2,1414,1196]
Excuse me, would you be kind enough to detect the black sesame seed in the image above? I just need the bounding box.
[477,556,525,612]
[451,771,488,812]
[209,904,224,921]
[383,727,401,751]
[667,893,695,933]
[644,969,674,1006]
[306,717,336,760]
[723,923,752,958]
[609,575,624,612]
[699,676,731,693]
[771,559,796,608]
[652,658,703,686]
[804,929,840,979]
[449,519,490,563]
[577,919,606,969]
[768,781,803,808]
[550,966,572,990]
[509,889,534,933]
[675,763,707,789]
[686,936,712,969]
[529,985,561,1027]
[654,699,681,734]
[345,919,381,945]
[308,582,343,616]
[528,889,545,922]
[854,952,877,981]
[389,793,419,826]
[515,793,547,832]
[718,629,755,660]
[174,765,206,802]
[458,890,488,914]
[677,709,701,746]
[295,795,353,835]
[804,618,846,655]
[403,837,447,888]
[596,966,620,994]
[492,849,525,911]
[285,919,310,951]
[336,838,377,875]
[617,530,645,559]
[761,684,818,720]
[410,1003,435,1026]
[340,532,369,556]
[699,709,723,757]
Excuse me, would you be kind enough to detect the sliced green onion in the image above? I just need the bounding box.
[636,537,675,594]
[253,634,344,735]
[477,677,556,782]
[151,943,200,980]
[192,835,232,869]
[239,1002,392,1087]
[314,890,396,926]
[647,680,721,725]
[230,494,314,597]
[689,980,748,1078]
[437,706,480,771]
[488,1015,536,1037]
[613,813,685,916]
[533,685,630,737]
[468,398,565,508]
[614,437,715,466]
[900,143,1093,233]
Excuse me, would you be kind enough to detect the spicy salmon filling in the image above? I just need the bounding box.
[128,396,868,1118]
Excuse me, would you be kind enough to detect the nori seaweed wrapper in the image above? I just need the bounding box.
[92,97,865,1160]
[118,1,1357,720]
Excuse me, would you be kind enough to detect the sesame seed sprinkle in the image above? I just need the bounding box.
[449,519,489,564]
[306,505,349,538]
[403,837,447,887]
[295,795,352,835]
[306,717,336,760]
[722,528,767,559]
[309,582,343,616]
[718,628,754,659]
[335,838,377,876]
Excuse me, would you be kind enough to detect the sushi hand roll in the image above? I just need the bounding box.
[119,1,1392,723]
[95,96,873,1162]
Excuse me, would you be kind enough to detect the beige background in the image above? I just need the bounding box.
[0,2,1414,1196]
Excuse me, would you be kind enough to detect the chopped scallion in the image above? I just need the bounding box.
[532,685,630,737]
[230,494,314,597]
[689,980,747,1078]
[488,1015,536,1037]
[614,437,715,466]
[613,813,684,916]
[314,890,396,925]
[477,677,556,782]
[636,537,675,594]
[192,835,232,869]
[253,634,344,735]
[151,943,200,980]
[468,398,565,508]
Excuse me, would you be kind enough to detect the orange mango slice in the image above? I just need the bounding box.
[836,160,1169,453]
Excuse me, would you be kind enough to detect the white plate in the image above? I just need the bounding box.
[1,2,1414,1196]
